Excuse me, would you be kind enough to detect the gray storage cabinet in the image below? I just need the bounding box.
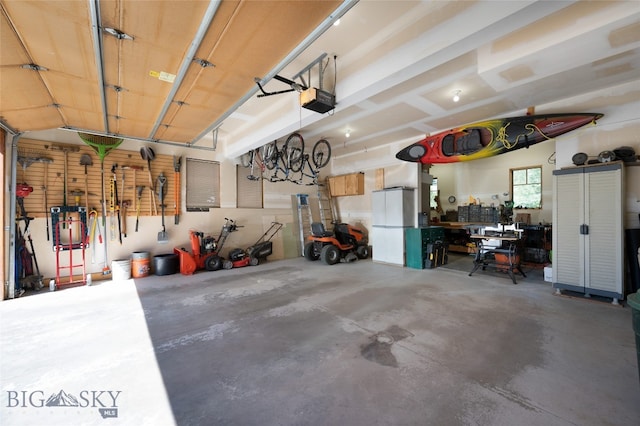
[371,188,415,265]
[552,163,624,302]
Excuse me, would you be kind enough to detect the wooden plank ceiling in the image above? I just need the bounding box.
[0,0,341,144]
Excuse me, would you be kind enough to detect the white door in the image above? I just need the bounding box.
[553,171,584,288]
[585,167,623,293]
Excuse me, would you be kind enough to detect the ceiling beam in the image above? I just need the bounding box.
[89,0,109,133]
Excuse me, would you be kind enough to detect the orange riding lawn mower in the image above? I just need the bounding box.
[304,222,369,265]
[174,218,282,275]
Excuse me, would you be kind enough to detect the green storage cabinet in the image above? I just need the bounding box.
[405,226,445,269]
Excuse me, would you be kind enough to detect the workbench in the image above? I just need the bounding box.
[438,222,488,253]
[468,234,526,284]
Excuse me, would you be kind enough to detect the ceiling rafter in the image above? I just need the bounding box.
[89,0,109,134]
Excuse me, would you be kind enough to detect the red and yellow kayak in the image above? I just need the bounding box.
[395,113,603,164]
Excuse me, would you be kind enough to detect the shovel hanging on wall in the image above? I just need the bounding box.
[140,146,158,215]
[173,156,182,225]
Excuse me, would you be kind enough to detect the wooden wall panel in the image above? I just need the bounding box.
[16,139,179,222]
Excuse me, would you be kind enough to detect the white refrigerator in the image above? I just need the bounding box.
[371,187,415,265]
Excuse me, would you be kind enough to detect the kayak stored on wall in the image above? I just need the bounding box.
[395,113,603,164]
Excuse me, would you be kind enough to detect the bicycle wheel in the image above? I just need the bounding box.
[312,139,331,168]
[288,147,305,172]
[240,150,252,168]
[263,141,279,170]
[284,132,304,172]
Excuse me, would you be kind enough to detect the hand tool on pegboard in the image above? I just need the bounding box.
[80,153,93,213]
[156,173,168,243]
[121,200,131,238]
[89,209,98,263]
[140,146,158,215]
[89,209,104,265]
[120,165,127,230]
[173,156,182,224]
[125,165,143,212]
[110,164,122,244]
[135,186,144,232]
[109,168,116,241]
[41,157,53,241]
[48,143,80,228]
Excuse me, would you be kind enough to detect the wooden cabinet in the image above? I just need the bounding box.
[552,163,624,302]
[328,172,364,196]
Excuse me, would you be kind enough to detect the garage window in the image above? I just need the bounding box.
[237,165,263,208]
[511,166,542,209]
[186,158,220,211]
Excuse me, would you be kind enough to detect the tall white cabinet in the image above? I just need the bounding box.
[552,163,624,302]
[371,188,415,265]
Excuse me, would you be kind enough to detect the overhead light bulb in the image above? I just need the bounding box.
[333,19,341,26]
[452,90,461,102]
[345,129,351,138]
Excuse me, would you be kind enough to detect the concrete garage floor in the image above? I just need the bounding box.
[1,255,639,426]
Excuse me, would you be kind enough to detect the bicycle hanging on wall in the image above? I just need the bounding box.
[240,133,331,185]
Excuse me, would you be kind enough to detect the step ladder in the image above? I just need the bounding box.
[317,178,336,230]
[295,193,313,254]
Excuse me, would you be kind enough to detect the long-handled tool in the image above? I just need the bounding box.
[121,200,130,238]
[89,209,98,263]
[77,133,123,274]
[140,146,157,215]
[111,164,122,244]
[156,173,168,243]
[135,185,144,232]
[89,209,104,264]
[109,169,116,241]
[80,153,93,213]
[127,165,144,213]
[173,156,182,224]
[41,157,53,241]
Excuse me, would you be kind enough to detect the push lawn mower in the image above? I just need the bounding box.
[227,222,283,268]
[304,222,369,265]
[174,218,238,275]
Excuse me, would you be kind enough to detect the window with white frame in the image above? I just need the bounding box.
[511,166,542,209]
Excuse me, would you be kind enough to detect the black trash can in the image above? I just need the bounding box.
[625,229,640,294]
[153,253,179,276]
[628,292,640,385]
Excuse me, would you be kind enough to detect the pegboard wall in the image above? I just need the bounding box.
[16,138,179,219]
